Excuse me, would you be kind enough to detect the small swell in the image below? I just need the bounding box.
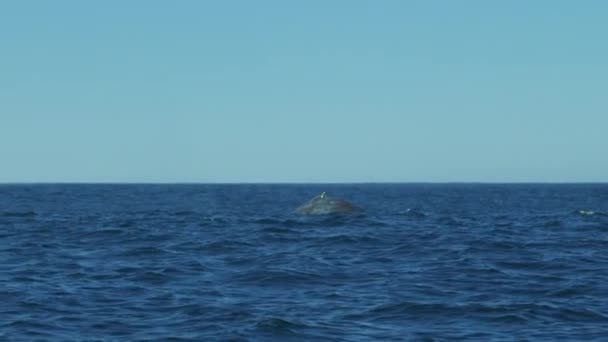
[311,214,365,227]
[255,317,311,336]
[107,219,133,228]
[252,217,307,228]
[435,215,470,227]
[259,226,295,234]
[203,240,255,254]
[199,217,230,227]
[253,217,284,225]
[398,208,427,218]
[1,211,37,218]
[543,219,563,228]
[555,307,608,322]
[314,234,384,247]
[173,210,198,217]
[343,301,601,325]
[128,270,172,286]
[119,246,167,257]
[575,210,607,217]
[89,227,127,236]
[233,269,324,286]
[3,319,65,339]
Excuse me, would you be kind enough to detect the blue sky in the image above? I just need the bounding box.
[1,1,606,182]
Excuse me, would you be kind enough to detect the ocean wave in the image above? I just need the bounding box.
[312,234,386,247]
[1,210,37,218]
[202,240,256,256]
[254,317,310,335]
[398,208,427,218]
[127,270,172,286]
[343,301,608,324]
[119,246,168,258]
[575,210,606,217]
[199,216,231,227]
[232,269,325,286]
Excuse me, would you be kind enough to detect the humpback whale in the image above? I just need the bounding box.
[295,192,362,215]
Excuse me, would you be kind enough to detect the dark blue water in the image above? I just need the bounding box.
[1,184,608,341]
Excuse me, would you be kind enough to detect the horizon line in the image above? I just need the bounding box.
[1,181,607,185]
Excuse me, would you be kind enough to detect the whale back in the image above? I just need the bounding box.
[295,193,362,215]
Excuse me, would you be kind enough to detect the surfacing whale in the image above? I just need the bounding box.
[295,192,362,215]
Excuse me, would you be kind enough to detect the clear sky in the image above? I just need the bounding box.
[1,1,606,183]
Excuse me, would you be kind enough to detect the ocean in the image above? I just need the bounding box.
[1,184,607,341]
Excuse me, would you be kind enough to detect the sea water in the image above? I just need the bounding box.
[1,184,607,341]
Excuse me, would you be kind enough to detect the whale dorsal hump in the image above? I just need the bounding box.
[295,192,362,215]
